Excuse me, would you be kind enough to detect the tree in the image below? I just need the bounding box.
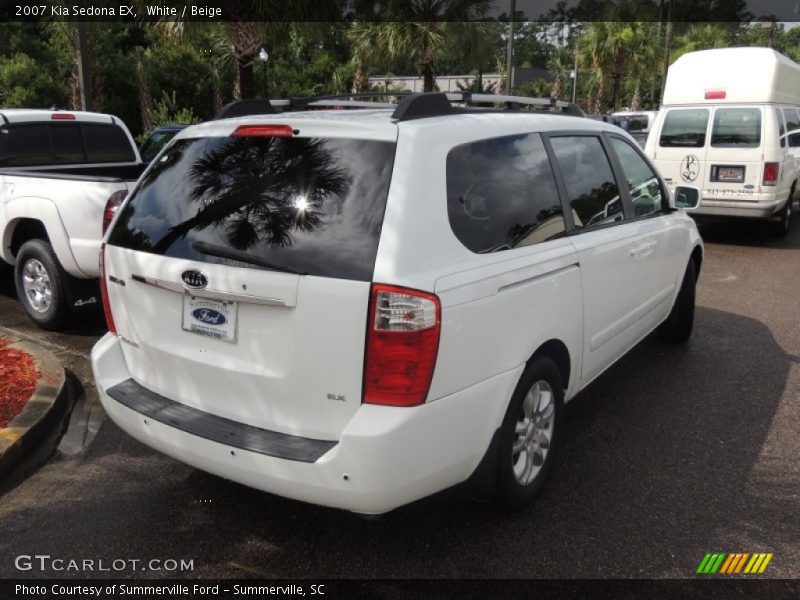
[547,46,572,101]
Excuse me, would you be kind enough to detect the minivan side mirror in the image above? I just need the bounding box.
[671,186,701,210]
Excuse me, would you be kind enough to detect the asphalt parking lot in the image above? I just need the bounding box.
[0,216,798,580]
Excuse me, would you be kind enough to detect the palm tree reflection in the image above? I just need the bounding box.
[152,137,347,255]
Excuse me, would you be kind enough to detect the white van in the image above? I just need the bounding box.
[645,47,800,236]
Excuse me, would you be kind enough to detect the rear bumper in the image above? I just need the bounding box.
[689,197,785,219]
[91,333,519,513]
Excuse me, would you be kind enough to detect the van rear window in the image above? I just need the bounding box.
[711,108,761,148]
[659,109,709,148]
[107,136,396,282]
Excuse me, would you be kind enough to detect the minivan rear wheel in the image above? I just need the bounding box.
[495,356,564,511]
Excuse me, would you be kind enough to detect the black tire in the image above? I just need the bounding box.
[495,356,565,511]
[769,196,792,238]
[14,239,70,330]
[658,258,696,343]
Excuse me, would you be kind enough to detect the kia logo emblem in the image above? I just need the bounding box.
[680,154,700,183]
[181,269,208,289]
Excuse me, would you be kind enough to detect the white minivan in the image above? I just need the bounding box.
[92,93,703,514]
[645,47,800,236]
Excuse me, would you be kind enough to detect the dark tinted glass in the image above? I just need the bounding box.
[108,136,396,282]
[659,109,709,147]
[711,108,761,148]
[50,125,85,163]
[783,108,800,132]
[446,133,564,253]
[140,130,179,162]
[610,137,663,218]
[0,124,52,166]
[550,136,622,229]
[83,124,136,162]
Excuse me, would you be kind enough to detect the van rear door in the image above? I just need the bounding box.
[103,129,397,441]
[650,107,710,192]
[705,106,765,199]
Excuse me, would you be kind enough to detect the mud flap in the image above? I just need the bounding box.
[62,275,100,313]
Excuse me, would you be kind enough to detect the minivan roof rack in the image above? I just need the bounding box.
[212,92,585,121]
[391,92,585,120]
[213,93,412,120]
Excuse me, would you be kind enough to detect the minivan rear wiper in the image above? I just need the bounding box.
[191,241,308,276]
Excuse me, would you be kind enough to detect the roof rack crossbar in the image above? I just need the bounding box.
[393,92,584,120]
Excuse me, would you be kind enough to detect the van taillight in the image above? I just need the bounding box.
[103,190,126,234]
[364,284,441,407]
[704,90,726,100]
[763,162,779,186]
[99,244,116,333]
[51,113,76,120]
[231,125,294,137]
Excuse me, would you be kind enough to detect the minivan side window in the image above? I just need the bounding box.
[446,133,565,253]
[710,108,761,148]
[609,137,664,218]
[659,109,709,148]
[550,136,622,229]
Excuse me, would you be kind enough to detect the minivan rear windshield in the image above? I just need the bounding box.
[107,135,396,282]
[659,109,709,147]
[710,108,761,148]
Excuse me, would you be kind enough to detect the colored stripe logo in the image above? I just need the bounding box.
[696,552,773,574]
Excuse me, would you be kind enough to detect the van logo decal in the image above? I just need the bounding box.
[181,269,208,289]
[191,308,226,325]
[680,154,700,183]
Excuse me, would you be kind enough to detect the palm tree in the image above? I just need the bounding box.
[146,1,338,100]
[446,21,502,93]
[547,46,573,101]
[671,23,731,63]
[347,1,490,93]
[625,23,660,111]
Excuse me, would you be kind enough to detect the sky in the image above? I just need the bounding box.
[487,0,800,21]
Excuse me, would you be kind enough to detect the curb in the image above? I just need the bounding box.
[0,339,67,478]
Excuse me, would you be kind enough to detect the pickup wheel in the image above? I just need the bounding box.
[658,259,696,343]
[495,356,564,511]
[14,240,69,330]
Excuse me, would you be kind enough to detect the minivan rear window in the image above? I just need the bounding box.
[710,108,761,148]
[108,136,396,282]
[659,109,709,147]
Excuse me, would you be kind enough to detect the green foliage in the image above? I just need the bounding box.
[0,52,66,108]
[149,91,200,127]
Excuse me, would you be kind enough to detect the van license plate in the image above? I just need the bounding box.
[717,167,744,182]
[181,296,238,343]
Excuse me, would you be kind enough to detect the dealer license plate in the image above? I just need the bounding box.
[181,296,238,343]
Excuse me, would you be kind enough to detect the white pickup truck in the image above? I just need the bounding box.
[0,109,146,329]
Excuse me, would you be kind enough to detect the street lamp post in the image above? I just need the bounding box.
[258,47,269,98]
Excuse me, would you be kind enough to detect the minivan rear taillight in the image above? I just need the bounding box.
[364,284,441,407]
[763,162,779,186]
[99,243,116,333]
[103,190,127,234]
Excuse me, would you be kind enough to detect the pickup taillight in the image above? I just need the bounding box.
[103,190,127,234]
[363,284,441,407]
